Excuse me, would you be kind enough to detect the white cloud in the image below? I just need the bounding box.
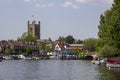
[36,3,55,8]
[63,1,73,7]
[76,0,89,3]
[36,4,46,8]
[75,0,113,5]
[63,1,79,9]
[24,0,32,3]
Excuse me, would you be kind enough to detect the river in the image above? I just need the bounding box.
[0,60,120,80]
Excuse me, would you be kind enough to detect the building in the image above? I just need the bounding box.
[28,20,40,39]
[69,44,83,52]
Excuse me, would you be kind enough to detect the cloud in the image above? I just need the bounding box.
[24,0,113,9]
[36,4,46,8]
[76,0,89,3]
[36,3,55,8]
[75,0,113,5]
[63,1,73,7]
[63,1,79,9]
[24,0,32,3]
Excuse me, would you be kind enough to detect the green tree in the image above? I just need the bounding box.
[83,38,97,52]
[39,42,53,56]
[21,32,38,42]
[26,47,32,56]
[11,49,15,55]
[65,35,75,44]
[97,46,119,57]
[58,36,65,41]
[97,0,120,56]
[5,48,10,55]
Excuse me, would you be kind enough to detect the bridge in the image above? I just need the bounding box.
[84,52,97,60]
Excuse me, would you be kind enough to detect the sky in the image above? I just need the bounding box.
[0,0,113,41]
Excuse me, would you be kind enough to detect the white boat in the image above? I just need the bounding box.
[106,57,120,68]
[92,58,106,65]
[106,63,120,68]
[92,60,100,65]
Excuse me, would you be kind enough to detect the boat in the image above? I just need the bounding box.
[92,57,106,65]
[106,57,120,68]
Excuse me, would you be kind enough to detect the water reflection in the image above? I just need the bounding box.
[97,66,120,80]
[0,60,99,80]
[1,60,120,80]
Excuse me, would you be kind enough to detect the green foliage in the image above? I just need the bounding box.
[83,38,97,52]
[97,0,120,57]
[5,49,10,55]
[65,35,75,44]
[39,42,52,55]
[39,42,46,51]
[21,32,38,42]
[58,36,65,41]
[76,51,85,58]
[26,47,32,56]
[57,35,75,44]
[97,46,119,57]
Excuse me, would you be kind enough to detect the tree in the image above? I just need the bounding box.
[65,35,75,44]
[97,46,119,57]
[5,48,10,55]
[58,36,65,41]
[83,38,97,52]
[26,47,32,56]
[21,32,38,42]
[97,0,120,56]
[39,42,52,56]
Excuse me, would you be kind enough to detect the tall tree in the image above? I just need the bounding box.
[65,35,75,44]
[83,38,97,52]
[26,47,32,56]
[21,32,38,42]
[58,36,65,41]
[97,0,120,57]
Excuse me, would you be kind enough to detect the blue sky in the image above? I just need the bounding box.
[0,0,113,40]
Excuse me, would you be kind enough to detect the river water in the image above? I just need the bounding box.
[0,60,120,80]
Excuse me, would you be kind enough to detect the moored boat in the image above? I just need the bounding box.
[106,57,120,68]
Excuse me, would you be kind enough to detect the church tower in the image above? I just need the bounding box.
[28,20,40,39]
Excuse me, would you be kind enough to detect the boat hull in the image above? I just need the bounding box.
[106,63,120,68]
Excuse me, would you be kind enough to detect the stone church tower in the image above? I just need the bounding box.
[28,20,40,39]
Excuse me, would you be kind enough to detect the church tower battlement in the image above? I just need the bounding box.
[28,20,40,39]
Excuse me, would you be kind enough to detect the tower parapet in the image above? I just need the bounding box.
[28,20,40,39]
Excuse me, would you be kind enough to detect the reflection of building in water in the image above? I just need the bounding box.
[28,20,40,39]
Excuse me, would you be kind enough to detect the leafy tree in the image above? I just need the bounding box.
[58,36,65,41]
[65,35,75,44]
[76,39,83,44]
[97,46,119,57]
[21,32,38,42]
[97,0,120,56]
[26,47,32,56]
[39,42,47,56]
[39,42,52,55]
[5,48,10,55]
[11,49,15,54]
[48,37,52,41]
[83,38,97,52]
